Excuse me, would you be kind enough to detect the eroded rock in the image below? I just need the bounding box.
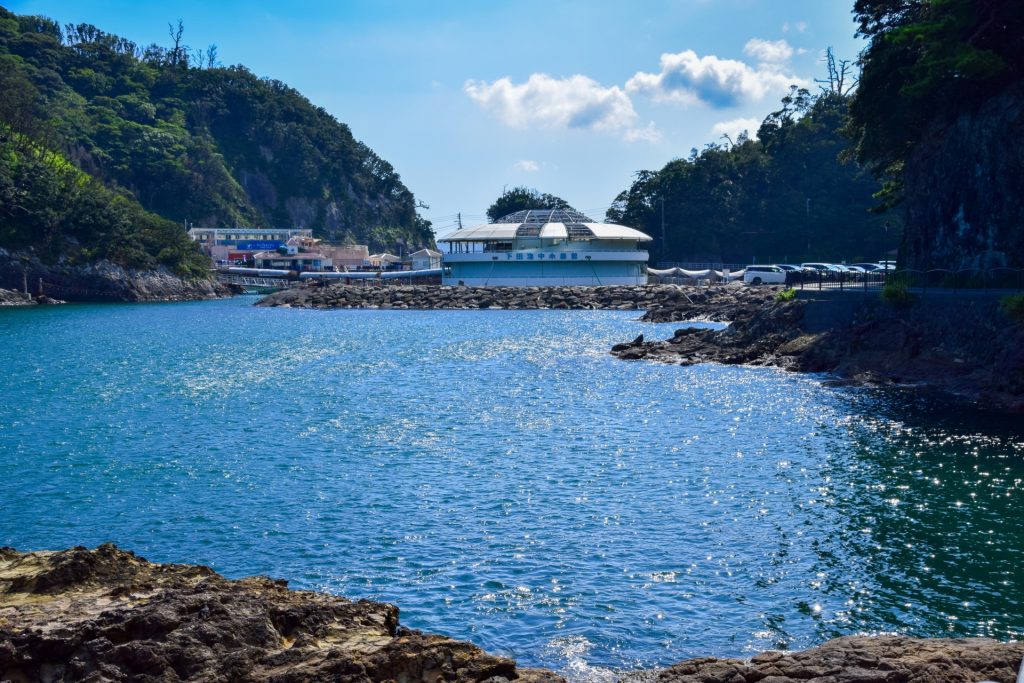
[647,636,1024,683]
[0,544,564,682]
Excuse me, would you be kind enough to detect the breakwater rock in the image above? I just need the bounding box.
[0,544,563,682]
[614,291,1024,412]
[0,251,228,303]
[643,635,1024,683]
[256,283,746,311]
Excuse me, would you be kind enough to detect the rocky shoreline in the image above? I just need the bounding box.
[613,288,1024,413]
[3,545,1023,683]
[0,545,561,683]
[0,250,228,303]
[0,287,63,306]
[255,283,713,310]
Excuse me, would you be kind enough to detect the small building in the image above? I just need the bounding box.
[319,244,370,271]
[438,208,651,286]
[252,251,332,272]
[365,253,403,270]
[188,227,313,264]
[409,248,442,271]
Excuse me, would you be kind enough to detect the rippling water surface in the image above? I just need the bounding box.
[1,297,1022,677]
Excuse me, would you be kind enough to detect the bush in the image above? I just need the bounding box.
[881,281,913,307]
[1000,293,1024,323]
[775,287,796,302]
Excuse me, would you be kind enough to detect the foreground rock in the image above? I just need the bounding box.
[257,283,714,311]
[0,544,562,682]
[613,291,1024,412]
[646,636,1024,683]
[0,250,228,302]
[4,546,1023,683]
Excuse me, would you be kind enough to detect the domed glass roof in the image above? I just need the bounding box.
[496,208,595,224]
[438,207,652,242]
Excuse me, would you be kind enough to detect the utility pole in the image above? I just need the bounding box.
[457,212,463,230]
[660,197,666,260]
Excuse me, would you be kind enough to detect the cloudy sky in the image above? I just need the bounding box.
[10,0,865,235]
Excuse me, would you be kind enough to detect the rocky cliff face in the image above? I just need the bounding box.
[902,82,1024,270]
[0,250,228,302]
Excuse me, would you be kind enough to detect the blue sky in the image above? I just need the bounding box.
[9,0,865,236]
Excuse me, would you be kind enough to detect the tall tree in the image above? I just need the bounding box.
[486,186,573,222]
[846,0,1024,206]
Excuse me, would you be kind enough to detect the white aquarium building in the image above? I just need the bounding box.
[438,209,652,286]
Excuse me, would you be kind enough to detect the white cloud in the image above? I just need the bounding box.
[623,122,663,143]
[464,73,638,133]
[513,159,540,172]
[626,49,806,108]
[743,38,793,64]
[711,117,761,141]
[782,21,808,33]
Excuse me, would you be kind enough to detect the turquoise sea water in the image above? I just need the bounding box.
[1,296,1022,678]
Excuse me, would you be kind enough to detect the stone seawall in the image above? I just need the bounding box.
[256,283,778,312]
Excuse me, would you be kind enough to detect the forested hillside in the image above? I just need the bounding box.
[0,7,433,272]
[608,81,901,265]
[846,0,1023,269]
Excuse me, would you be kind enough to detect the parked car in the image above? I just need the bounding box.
[744,265,787,285]
[773,264,805,284]
[851,262,883,272]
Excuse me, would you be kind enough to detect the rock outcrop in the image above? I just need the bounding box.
[0,251,228,303]
[255,283,745,311]
[613,291,1024,413]
[902,82,1024,270]
[0,544,563,682]
[646,636,1024,683]
[3,546,1024,683]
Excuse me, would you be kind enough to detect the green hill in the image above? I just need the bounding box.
[608,87,901,265]
[0,7,433,275]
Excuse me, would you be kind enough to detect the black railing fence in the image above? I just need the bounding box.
[794,267,1024,293]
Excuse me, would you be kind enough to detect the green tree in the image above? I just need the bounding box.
[846,0,1024,206]
[486,186,573,222]
[608,87,901,264]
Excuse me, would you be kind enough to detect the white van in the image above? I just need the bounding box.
[744,265,787,285]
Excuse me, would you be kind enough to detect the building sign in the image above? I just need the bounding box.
[236,240,282,251]
[508,252,578,261]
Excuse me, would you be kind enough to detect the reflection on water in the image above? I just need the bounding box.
[0,299,1021,676]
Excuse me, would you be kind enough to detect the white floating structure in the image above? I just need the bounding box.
[438,209,652,286]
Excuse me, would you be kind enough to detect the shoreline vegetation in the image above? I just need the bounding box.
[2,544,1023,683]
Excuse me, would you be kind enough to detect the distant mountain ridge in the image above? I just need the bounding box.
[0,7,434,260]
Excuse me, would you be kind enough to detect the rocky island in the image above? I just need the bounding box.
[3,545,1023,683]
